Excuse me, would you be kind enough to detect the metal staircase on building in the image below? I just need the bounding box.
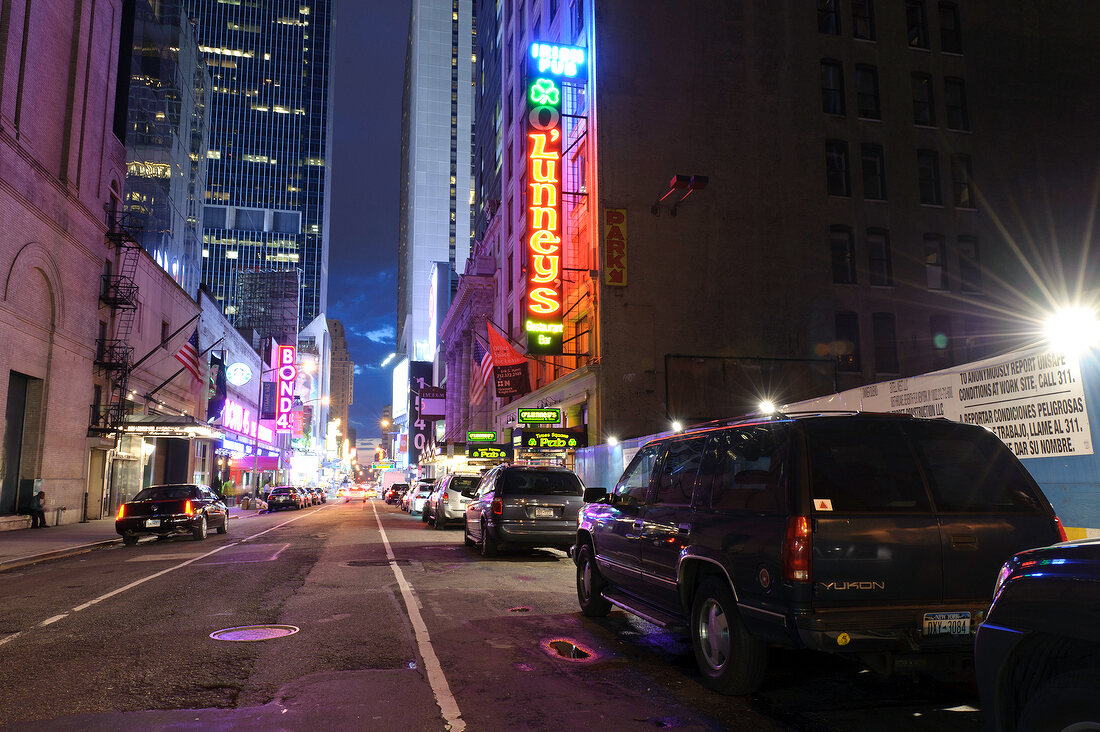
[90,211,142,436]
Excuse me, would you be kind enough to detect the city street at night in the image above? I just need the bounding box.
[0,499,982,731]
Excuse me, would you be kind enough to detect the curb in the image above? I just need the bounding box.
[0,538,122,573]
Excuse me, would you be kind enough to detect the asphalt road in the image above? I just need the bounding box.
[0,499,983,731]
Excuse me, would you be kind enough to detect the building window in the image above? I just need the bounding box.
[917,149,942,205]
[930,314,954,368]
[571,0,584,38]
[872,313,899,373]
[924,234,947,289]
[861,143,887,200]
[855,65,880,119]
[852,0,875,40]
[821,60,845,115]
[818,0,840,34]
[944,78,970,130]
[830,225,857,284]
[906,0,929,48]
[939,2,963,53]
[958,236,982,293]
[835,312,862,372]
[867,228,892,285]
[826,140,851,197]
[911,73,935,126]
[951,154,974,209]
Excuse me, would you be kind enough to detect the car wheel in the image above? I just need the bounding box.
[217,514,229,534]
[434,512,446,530]
[480,519,498,558]
[690,576,767,695]
[464,519,476,547]
[192,515,208,541]
[576,543,612,617]
[422,508,430,523]
[122,535,138,546]
[1018,670,1100,732]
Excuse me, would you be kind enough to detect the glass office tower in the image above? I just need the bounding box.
[186,0,332,327]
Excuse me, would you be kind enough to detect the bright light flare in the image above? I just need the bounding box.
[1044,306,1100,354]
[759,400,776,415]
[607,436,619,446]
[671,421,683,432]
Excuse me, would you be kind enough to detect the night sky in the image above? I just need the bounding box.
[328,0,412,440]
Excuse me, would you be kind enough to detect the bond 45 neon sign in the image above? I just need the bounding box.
[274,344,297,433]
[525,42,585,355]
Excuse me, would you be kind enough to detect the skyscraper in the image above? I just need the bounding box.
[123,0,210,296]
[398,0,475,361]
[186,0,332,328]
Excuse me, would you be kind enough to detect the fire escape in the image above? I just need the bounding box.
[90,211,142,436]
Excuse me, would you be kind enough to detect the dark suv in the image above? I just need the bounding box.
[574,412,1065,695]
[975,538,1100,731]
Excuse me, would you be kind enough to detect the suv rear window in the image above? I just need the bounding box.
[270,487,294,495]
[448,476,481,497]
[500,470,583,496]
[805,420,932,513]
[902,420,1048,513]
[134,486,198,500]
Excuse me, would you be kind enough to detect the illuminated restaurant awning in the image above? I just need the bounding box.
[121,415,224,439]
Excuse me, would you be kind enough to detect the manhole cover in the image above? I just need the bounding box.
[209,624,300,642]
[542,638,597,662]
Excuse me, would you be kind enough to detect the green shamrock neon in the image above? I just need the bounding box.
[529,78,560,106]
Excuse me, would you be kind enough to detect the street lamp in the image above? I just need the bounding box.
[1043,306,1100,355]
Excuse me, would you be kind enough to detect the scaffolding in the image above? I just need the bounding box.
[234,268,302,347]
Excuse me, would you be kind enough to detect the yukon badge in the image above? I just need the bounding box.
[819,580,885,591]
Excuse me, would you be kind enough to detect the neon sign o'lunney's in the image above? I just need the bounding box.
[274,344,297,433]
[525,41,585,355]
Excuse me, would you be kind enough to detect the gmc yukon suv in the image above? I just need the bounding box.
[574,412,1066,695]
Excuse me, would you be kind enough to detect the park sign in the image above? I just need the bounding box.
[467,444,514,461]
[466,431,497,443]
[517,408,561,425]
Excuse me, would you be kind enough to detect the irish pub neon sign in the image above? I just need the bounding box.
[525,42,585,355]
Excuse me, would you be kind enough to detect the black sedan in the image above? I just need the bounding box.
[115,484,228,545]
[267,486,305,511]
[975,537,1100,731]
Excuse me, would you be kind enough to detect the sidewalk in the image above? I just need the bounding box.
[0,507,263,572]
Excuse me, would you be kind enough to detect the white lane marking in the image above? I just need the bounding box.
[39,614,68,626]
[268,543,291,561]
[71,542,236,613]
[370,500,465,731]
[0,632,22,646]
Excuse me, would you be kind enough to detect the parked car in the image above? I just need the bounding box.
[267,486,305,511]
[975,537,1099,732]
[465,465,585,557]
[116,484,229,545]
[426,473,481,529]
[574,412,1067,695]
[297,487,315,506]
[400,484,418,511]
[385,483,408,505]
[307,487,326,504]
[408,480,434,516]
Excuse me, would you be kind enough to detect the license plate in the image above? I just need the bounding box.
[145,518,161,528]
[533,507,555,518]
[923,611,970,636]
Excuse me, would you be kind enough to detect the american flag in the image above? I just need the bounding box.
[174,329,202,382]
[469,335,493,404]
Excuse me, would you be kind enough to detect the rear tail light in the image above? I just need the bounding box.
[184,500,194,516]
[783,516,812,582]
[491,497,503,515]
[1055,515,1068,542]
[116,505,125,519]
[441,491,449,502]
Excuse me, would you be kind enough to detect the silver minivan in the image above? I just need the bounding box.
[426,473,481,529]
[464,465,585,557]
